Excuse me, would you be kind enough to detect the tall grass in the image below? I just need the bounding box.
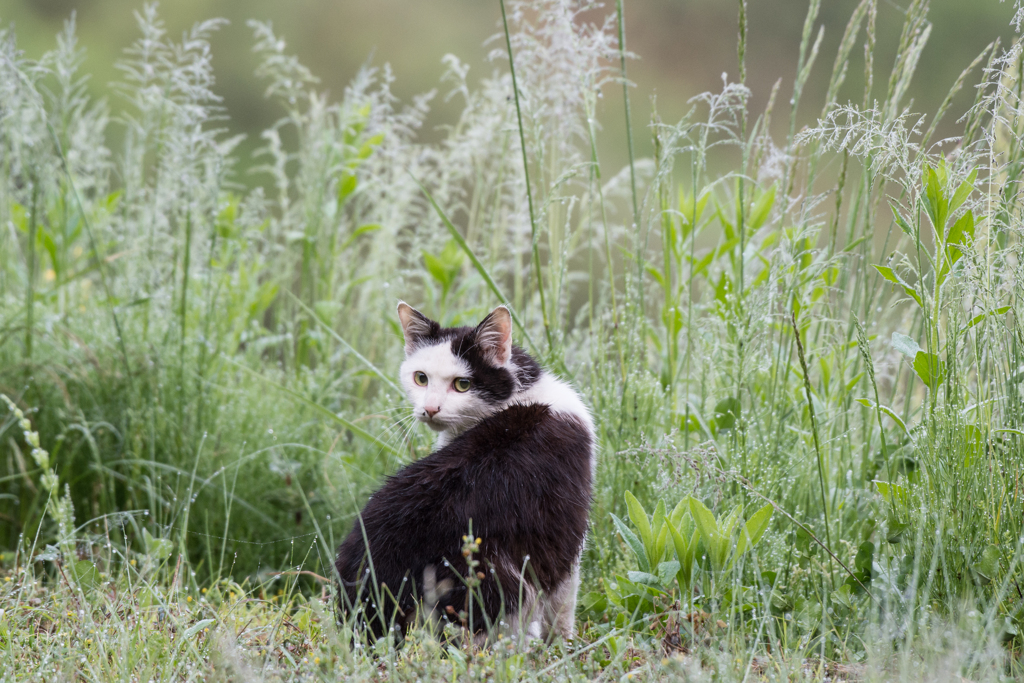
[1,0,1023,679]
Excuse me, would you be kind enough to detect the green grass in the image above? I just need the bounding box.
[2,0,1024,680]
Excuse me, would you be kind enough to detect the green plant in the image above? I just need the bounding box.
[605,491,772,628]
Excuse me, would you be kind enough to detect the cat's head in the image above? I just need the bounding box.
[396,302,539,435]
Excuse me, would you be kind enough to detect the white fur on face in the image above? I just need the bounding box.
[401,341,497,440]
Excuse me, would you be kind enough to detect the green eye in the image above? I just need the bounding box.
[453,378,471,393]
[414,372,428,386]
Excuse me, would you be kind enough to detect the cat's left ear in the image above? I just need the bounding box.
[474,306,513,367]
[397,302,436,355]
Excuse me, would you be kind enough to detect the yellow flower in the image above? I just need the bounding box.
[44,269,55,282]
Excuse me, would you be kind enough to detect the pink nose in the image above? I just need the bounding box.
[425,407,440,418]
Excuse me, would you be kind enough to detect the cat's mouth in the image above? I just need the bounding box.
[418,413,449,431]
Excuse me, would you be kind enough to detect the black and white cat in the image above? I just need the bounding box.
[334,302,595,641]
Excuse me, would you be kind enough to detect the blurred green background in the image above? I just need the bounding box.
[0,0,1016,180]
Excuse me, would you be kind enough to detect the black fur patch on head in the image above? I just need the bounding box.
[401,313,443,352]
[450,331,515,403]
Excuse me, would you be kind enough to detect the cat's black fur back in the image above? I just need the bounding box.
[334,400,593,639]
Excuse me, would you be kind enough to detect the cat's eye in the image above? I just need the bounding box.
[453,378,471,393]
[413,371,428,386]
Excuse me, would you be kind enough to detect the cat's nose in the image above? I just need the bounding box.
[425,406,440,418]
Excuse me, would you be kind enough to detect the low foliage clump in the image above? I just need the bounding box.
[2,0,1024,679]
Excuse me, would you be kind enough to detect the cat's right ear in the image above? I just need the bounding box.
[397,302,435,354]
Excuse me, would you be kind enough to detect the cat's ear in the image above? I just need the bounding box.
[474,306,513,367]
[397,302,435,354]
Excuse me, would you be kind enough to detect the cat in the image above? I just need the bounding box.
[334,302,595,642]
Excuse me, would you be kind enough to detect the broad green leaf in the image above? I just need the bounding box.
[749,184,777,230]
[182,618,216,642]
[645,265,666,289]
[844,234,869,252]
[713,397,741,431]
[733,503,774,559]
[667,520,692,559]
[656,560,681,586]
[339,223,381,252]
[891,332,922,359]
[358,133,385,159]
[143,528,173,561]
[624,491,654,555]
[948,168,978,216]
[831,583,856,609]
[422,251,453,289]
[653,524,670,568]
[70,560,99,591]
[873,265,900,286]
[626,570,662,586]
[946,210,975,247]
[580,591,607,615]
[855,542,875,575]
[720,506,742,540]
[688,498,720,566]
[922,165,948,232]
[964,305,1011,332]
[854,397,909,435]
[975,544,1001,582]
[337,173,358,203]
[669,498,689,528]
[651,499,668,566]
[890,204,915,238]
[912,351,945,391]
[667,523,699,591]
[886,518,911,544]
[651,499,666,537]
[716,201,736,241]
[843,371,865,397]
[611,513,649,573]
[940,211,975,283]
[873,480,909,508]
[874,266,923,307]
[690,250,716,277]
[679,188,711,234]
[714,272,732,304]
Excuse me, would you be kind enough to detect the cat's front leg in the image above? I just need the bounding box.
[540,560,580,639]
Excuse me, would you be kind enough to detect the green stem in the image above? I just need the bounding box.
[499,0,554,352]
[791,311,836,591]
[616,0,640,233]
[585,101,625,380]
[179,210,193,416]
[24,176,39,366]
